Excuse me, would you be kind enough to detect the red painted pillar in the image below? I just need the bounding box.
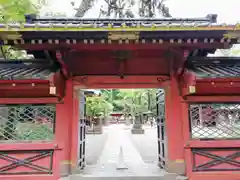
[164,77,185,175]
[70,89,80,172]
[54,79,74,177]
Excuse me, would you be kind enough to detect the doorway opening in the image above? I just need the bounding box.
[78,88,166,177]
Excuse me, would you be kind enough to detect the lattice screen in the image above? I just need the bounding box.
[189,103,240,139]
[0,105,55,142]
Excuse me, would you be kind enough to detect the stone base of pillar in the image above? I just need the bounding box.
[131,124,144,134]
[71,165,83,174]
[60,161,71,177]
[164,159,186,175]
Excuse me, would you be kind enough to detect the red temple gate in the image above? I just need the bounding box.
[0,14,239,180]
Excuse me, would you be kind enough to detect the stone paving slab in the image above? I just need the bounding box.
[95,124,145,167]
[85,132,108,165]
[83,124,163,177]
[128,126,158,164]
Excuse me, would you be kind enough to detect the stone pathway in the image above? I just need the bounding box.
[128,125,158,164]
[85,132,108,165]
[97,124,145,166]
[83,124,165,177]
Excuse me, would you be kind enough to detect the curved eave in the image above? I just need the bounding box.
[0,25,240,47]
[1,24,240,31]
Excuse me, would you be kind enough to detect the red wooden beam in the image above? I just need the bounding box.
[68,56,170,76]
[75,83,164,89]
[0,175,56,180]
[188,172,240,180]
[197,77,240,83]
[0,83,48,90]
[0,90,53,98]
[16,42,229,51]
[180,77,240,95]
[180,74,240,96]
[0,97,62,104]
[0,79,48,84]
[0,73,65,98]
[185,140,240,148]
[181,75,240,95]
[183,96,240,102]
[0,143,59,151]
[0,80,50,92]
[73,75,170,89]
[0,80,54,97]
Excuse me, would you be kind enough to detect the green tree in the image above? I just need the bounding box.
[0,0,44,23]
[72,0,171,18]
[86,96,113,118]
[113,89,157,118]
[85,89,159,123]
[0,0,46,59]
[100,89,124,112]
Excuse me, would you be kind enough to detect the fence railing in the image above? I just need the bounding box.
[189,103,240,139]
[0,105,56,142]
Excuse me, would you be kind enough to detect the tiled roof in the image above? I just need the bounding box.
[0,14,236,32]
[25,13,217,24]
[187,57,240,79]
[0,60,55,80]
[193,64,240,78]
[1,22,239,31]
[0,68,53,80]
[0,14,239,46]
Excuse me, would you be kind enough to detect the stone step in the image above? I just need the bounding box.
[65,164,186,180]
[61,174,188,180]
[67,174,182,180]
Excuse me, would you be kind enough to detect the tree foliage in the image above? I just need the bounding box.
[114,89,157,117]
[90,89,158,119]
[86,96,113,117]
[0,0,45,23]
[0,0,45,59]
[72,0,171,18]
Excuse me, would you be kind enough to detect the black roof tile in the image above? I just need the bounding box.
[25,13,217,24]
[187,57,240,79]
[0,68,53,80]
